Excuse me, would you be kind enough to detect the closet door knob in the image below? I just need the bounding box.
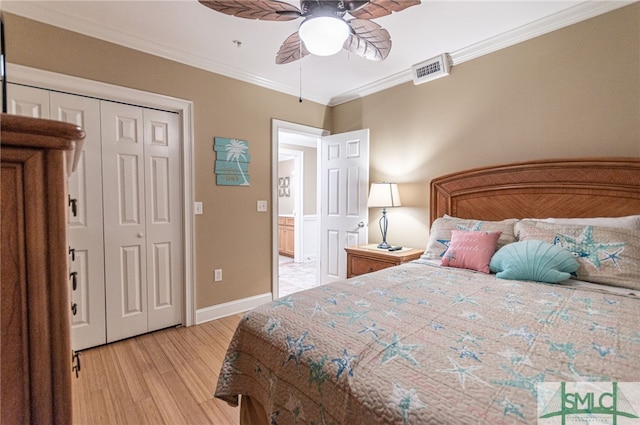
[137,232,144,238]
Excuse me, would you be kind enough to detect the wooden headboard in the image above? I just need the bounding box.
[430,157,640,225]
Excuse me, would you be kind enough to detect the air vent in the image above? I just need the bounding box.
[412,54,451,85]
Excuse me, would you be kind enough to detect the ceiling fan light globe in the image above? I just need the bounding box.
[299,17,350,56]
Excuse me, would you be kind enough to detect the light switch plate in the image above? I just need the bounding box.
[194,201,203,215]
[257,200,268,212]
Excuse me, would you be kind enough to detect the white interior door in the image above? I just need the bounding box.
[102,102,149,342]
[143,109,183,332]
[320,129,369,284]
[50,92,106,350]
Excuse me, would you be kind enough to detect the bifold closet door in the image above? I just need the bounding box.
[102,102,149,342]
[8,83,183,346]
[7,84,108,350]
[102,102,182,343]
[143,108,183,333]
[50,92,107,350]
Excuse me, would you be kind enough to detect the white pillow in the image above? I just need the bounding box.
[533,215,640,230]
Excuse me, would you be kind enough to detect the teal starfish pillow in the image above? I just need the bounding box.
[490,240,579,283]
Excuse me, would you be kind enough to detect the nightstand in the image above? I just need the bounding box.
[345,245,424,278]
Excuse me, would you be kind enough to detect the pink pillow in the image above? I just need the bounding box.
[440,230,502,273]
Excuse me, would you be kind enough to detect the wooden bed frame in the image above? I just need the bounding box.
[430,157,640,224]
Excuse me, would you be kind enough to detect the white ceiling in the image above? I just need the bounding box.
[3,1,633,105]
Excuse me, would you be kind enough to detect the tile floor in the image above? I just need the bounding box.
[278,256,319,297]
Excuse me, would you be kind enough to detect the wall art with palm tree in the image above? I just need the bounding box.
[214,137,251,186]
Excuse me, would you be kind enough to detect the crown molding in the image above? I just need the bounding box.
[328,68,412,106]
[2,1,331,105]
[329,1,634,106]
[448,0,635,66]
[4,1,633,107]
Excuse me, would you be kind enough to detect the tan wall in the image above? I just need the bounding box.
[3,13,331,309]
[333,3,640,251]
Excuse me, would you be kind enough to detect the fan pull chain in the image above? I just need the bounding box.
[298,41,303,103]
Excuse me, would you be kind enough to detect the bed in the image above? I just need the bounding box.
[215,157,640,425]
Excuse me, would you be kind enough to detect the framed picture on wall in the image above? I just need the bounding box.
[278,176,291,197]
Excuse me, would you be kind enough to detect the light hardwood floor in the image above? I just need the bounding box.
[72,314,243,425]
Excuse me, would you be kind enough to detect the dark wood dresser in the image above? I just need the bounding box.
[1,113,85,424]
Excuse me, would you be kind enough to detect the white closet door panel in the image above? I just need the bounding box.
[121,245,144,314]
[118,154,143,223]
[6,83,50,118]
[144,109,182,331]
[50,92,107,350]
[102,102,148,343]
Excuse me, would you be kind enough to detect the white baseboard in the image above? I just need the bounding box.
[195,292,273,324]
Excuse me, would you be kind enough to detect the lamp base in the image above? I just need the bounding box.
[376,241,392,249]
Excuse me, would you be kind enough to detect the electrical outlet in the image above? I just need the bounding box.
[257,200,268,212]
[194,201,203,215]
[214,269,222,282]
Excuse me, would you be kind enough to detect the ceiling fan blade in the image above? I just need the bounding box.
[344,19,391,61]
[276,32,310,64]
[198,0,301,21]
[348,0,421,20]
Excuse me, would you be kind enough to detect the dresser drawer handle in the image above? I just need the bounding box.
[68,196,78,217]
[69,247,76,261]
[70,271,77,291]
[71,302,77,316]
[72,351,82,378]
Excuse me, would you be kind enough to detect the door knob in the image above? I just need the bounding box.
[357,222,365,228]
[137,232,144,238]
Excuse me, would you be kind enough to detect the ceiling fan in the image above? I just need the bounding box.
[198,0,421,64]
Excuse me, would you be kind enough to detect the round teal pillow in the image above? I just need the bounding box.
[489,240,579,283]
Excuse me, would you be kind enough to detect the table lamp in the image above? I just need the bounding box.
[367,183,401,249]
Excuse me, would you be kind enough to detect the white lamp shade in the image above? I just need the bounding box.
[299,16,350,56]
[367,183,402,208]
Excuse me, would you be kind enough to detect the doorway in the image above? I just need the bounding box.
[272,121,371,298]
[272,120,326,299]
